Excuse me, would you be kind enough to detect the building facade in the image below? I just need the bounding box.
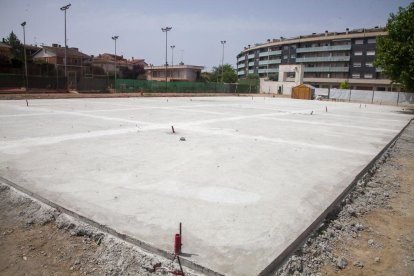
[237,27,393,91]
[33,44,91,76]
[92,53,147,77]
[145,64,204,82]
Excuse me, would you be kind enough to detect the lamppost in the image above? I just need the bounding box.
[21,21,28,91]
[170,45,175,67]
[220,40,226,83]
[60,3,71,81]
[161,26,172,88]
[111,35,118,92]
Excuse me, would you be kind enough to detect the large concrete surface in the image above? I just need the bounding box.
[0,97,412,275]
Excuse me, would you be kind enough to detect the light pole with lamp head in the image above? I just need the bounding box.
[170,45,175,67]
[220,40,226,83]
[60,3,71,83]
[21,21,28,91]
[161,27,172,89]
[111,36,118,92]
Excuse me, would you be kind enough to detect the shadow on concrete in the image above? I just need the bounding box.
[395,108,414,115]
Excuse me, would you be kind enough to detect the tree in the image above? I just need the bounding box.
[210,64,237,83]
[3,31,24,65]
[339,81,349,89]
[119,64,145,79]
[374,3,414,91]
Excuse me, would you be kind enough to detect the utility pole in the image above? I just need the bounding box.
[220,40,226,83]
[112,36,119,92]
[60,3,71,85]
[162,27,172,90]
[21,21,28,91]
[170,45,175,67]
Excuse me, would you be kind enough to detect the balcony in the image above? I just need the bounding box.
[296,56,350,62]
[248,70,254,74]
[258,68,279,74]
[304,66,349,73]
[238,63,246,69]
[237,70,245,76]
[247,54,255,59]
[296,45,352,53]
[248,62,255,66]
[259,50,282,57]
[258,59,282,65]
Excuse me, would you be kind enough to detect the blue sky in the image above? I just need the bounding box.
[0,0,411,71]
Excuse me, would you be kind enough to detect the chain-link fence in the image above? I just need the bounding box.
[0,74,259,93]
[116,79,259,93]
[0,74,67,90]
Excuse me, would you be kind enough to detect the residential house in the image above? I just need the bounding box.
[145,64,204,82]
[32,44,91,76]
[92,53,147,77]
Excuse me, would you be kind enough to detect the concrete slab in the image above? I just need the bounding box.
[0,97,412,275]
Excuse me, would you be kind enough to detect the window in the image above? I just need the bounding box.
[353,62,362,67]
[352,73,361,79]
[354,51,363,56]
[283,46,288,50]
[355,39,364,44]
[367,38,376,44]
[290,55,296,59]
[365,62,374,67]
[364,74,373,79]
[367,51,375,56]
[283,55,288,59]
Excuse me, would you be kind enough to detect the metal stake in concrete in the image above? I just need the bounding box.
[171,126,175,133]
[325,106,328,113]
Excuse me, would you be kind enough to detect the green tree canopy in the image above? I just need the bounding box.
[339,81,349,89]
[374,3,414,91]
[2,31,24,67]
[210,64,237,83]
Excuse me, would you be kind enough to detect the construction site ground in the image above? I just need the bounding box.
[0,95,413,275]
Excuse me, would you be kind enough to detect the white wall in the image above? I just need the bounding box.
[260,79,297,95]
[315,88,414,105]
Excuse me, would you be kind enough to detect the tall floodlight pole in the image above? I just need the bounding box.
[170,45,175,67]
[112,36,119,92]
[220,40,226,83]
[21,21,28,91]
[161,27,172,89]
[60,3,71,82]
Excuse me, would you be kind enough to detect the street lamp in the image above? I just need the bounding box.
[170,45,175,67]
[111,35,119,92]
[161,26,172,88]
[60,3,71,81]
[220,40,226,83]
[21,21,28,91]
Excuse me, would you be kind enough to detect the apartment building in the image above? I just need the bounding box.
[237,27,393,91]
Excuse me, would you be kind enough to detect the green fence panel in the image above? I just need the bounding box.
[115,79,259,93]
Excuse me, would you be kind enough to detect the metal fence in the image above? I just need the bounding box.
[116,79,259,93]
[0,74,259,93]
[0,74,67,90]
